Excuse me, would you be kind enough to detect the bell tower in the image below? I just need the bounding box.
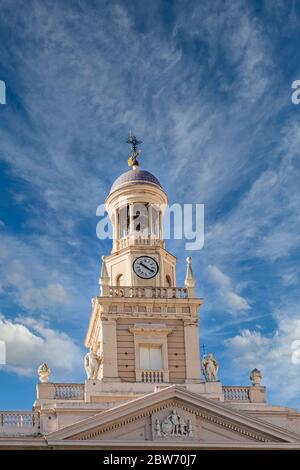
[85,136,205,402]
[104,166,176,288]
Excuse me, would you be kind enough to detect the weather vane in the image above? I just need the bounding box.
[127,132,142,167]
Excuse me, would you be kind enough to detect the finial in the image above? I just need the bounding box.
[127,132,142,167]
[250,368,262,386]
[99,256,110,296]
[100,256,109,280]
[185,256,195,287]
[185,256,195,297]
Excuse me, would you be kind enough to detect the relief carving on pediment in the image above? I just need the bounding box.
[151,408,196,441]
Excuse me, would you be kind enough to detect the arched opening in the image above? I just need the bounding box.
[118,206,130,239]
[151,205,160,237]
[166,275,172,288]
[117,203,162,240]
[116,274,124,286]
[132,203,149,235]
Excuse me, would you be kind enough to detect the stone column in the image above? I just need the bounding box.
[148,203,152,238]
[112,212,118,251]
[129,203,134,236]
[184,321,202,383]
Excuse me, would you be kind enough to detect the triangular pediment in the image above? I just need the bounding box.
[46,386,300,447]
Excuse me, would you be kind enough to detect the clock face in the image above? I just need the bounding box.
[133,256,159,279]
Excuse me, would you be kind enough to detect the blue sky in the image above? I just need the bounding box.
[1,0,300,410]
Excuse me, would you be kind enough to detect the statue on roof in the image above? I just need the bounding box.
[84,349,102,380]
[202,352,219,382]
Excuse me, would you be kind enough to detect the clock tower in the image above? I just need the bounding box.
[5,135,290,448]
[85,137,208,403]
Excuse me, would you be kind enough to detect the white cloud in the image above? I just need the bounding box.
[224,313,300,404]
[0,314,82,378]
[208,265,251,314]
[207,265,231,290]
[226,291,251,313]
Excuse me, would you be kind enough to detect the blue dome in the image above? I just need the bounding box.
[110,168,162,193]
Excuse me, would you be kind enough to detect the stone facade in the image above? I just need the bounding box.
[1,163,300,449]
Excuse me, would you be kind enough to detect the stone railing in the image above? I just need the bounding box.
[223,386,251,402]
[114,236,164,251]
[53,383,85,400]
[36,383,85,400]
[0,412,40,435]
[141,370,165,383]
[109,286,188,299]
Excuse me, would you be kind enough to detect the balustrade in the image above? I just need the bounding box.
[223,386,250,401]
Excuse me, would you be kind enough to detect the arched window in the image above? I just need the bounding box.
[132,203,149,235]
[166,275,172,288]
[116,274,123,286]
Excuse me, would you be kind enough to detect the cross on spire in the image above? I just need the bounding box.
[127,132,142,167]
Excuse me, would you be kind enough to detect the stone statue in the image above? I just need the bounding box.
[170,409,180,436]
[202,352,219,382]
[37,363,51,383]
[84,349,102,380]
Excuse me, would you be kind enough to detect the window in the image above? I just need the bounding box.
[166,275,172,287]
[139,345,163,370]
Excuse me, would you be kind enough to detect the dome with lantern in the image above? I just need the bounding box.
[109,133,163,194]
[110,167,162,194]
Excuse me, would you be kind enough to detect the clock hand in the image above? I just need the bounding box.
[140,262,155,273]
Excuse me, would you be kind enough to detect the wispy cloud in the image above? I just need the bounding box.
[207,265,251,314]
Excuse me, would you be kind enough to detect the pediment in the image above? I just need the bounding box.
[47,386,300,446]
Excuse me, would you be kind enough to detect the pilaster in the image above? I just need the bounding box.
[100,319,120,381]
[184,320,203,383]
